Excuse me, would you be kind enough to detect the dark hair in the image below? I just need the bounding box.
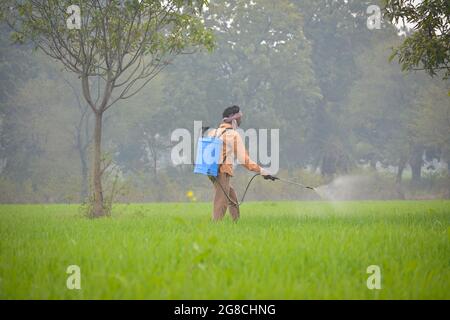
[222,105,240,118]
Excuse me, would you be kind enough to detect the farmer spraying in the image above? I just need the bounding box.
[206,105,276,221]
[194,105,315,221]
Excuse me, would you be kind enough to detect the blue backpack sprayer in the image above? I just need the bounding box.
[193,127,316,206]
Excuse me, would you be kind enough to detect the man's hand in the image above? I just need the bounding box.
[263,175,277,181]
[260,169,277,181]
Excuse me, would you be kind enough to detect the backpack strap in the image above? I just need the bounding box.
[214,127,231,137]
[214,127,232,165]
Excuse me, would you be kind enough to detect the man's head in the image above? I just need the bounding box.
[222,105,242,126]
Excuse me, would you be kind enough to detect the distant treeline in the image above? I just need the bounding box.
[0,0,449,203]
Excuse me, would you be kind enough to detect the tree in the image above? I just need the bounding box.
[383,0,450,80]
[412,80,450,171]
[1,0,213,216]
[347,31,416,182]
[2,71,84,202]
[298,0,381,175]
[0,27,39,178]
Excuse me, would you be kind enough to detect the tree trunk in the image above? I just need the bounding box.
[321,153,336,177]
[92,112,104,217]
[410,146,423,184]
[396,156,407,184]
[395,155,407,199]
[396,165,404,184]
[411,162,422,183]
[80,153,88,200]
[75,128,89,200]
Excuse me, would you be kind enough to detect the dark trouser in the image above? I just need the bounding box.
[211,172,239,221]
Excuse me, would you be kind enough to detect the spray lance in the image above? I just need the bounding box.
[263,175,316,190]
[215,173,317,207]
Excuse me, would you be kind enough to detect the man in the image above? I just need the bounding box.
[208,105,276,221]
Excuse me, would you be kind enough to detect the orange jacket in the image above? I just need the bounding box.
[208,123,261,176]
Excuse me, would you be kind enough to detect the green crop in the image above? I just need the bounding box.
[0,201,449,299]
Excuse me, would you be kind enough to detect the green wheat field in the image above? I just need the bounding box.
[0,201,449,299]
